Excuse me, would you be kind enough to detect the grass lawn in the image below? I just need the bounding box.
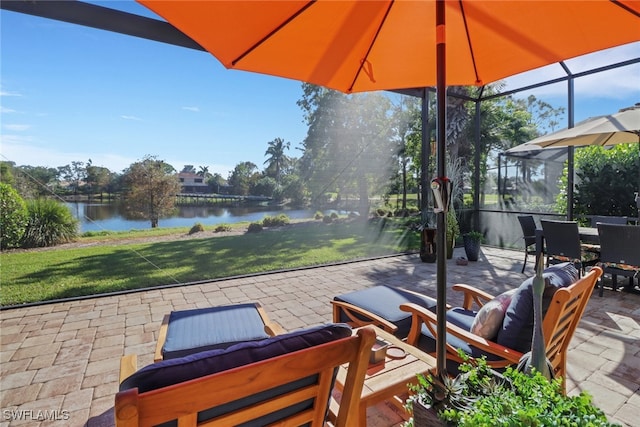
[1,219,419,306]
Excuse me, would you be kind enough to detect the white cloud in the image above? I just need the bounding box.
[1,106,18,113]
[0,90,22,97]
[182,106,200,112]
[120,115,142,121]
[3,124,30,131]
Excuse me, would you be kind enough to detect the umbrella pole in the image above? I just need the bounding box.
[435,0,447,377]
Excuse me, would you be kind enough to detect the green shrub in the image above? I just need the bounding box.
[214,224,232,232]
[322,215,333,224]
[188,223,205,235]
[0,183,28,249]
[314,211,324,220]
[556,144,639,216]
[247,222,263,233]
[21,198,79,248]
[330,212,339,219]
[262,214,290,227]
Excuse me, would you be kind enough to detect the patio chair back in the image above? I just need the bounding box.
[541,220,599,274]
[517,215,537,273]
[541,220,581,261]
[590,215,628,227]
[115,325,375,427]
[596,223,640,295]
[542,266,601,384]
[597,224,640,266]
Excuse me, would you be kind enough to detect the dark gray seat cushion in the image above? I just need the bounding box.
[162,303,271,359]
[120,323,352,427]
[334,285,437,338]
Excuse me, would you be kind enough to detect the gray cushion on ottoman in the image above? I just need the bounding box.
[334,285,437,338]
[162,303,271,359]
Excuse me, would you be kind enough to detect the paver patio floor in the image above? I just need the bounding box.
[1,246,639,426]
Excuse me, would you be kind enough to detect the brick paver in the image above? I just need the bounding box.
[1,247,638,426]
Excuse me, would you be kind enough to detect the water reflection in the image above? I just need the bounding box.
[66,202,319,233]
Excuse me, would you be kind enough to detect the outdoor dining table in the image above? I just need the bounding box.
[534,226,599,266]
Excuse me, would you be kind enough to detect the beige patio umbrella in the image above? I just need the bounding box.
[508,104,640,222]
[137,0,640,374]
[508,104,640,153]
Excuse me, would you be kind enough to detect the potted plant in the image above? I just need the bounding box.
[446,209,459,260]
[462,231,483,262]
[405,355,617,427]
[405,367,478,427]
[443,363,615,426]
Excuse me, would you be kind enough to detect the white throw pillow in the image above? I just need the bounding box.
[470,289,517,340]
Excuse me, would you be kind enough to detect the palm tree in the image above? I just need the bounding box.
[197,165,211,178]
[264,137,290,183]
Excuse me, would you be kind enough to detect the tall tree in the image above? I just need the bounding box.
[12,165,58,198]
[228,161,258,196]
[57,161,86,196]
[122,155,181,228]
[85,159,111,198]
[0,161,16,187]
[264,137,290,183]
[391,97,421,212]
[209,173,227,194]
[297,84,394,215]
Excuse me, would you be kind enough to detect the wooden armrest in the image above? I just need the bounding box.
[256,302,286,335]
[400,302,522,368]
[330,300,398,334]
[119,354,138,384]
[264,321,286,336]
[452,284,495,310]
[154,314,170,362]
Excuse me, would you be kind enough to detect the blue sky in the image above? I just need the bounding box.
[1,1,639,178]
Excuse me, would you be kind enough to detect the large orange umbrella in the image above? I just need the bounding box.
[137,0,640,374]
[137,1,639,93]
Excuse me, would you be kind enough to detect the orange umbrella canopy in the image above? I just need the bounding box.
[138,0,639,93]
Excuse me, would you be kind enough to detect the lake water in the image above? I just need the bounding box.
[66,202,321,233]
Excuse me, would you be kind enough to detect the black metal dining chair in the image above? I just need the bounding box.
[541,220,600,276]
[517,215,537,274]
[596,223,640,296]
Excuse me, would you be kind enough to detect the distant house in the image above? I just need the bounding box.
[177,172,209,194]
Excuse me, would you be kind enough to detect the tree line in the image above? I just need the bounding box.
[6,83,633,247]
